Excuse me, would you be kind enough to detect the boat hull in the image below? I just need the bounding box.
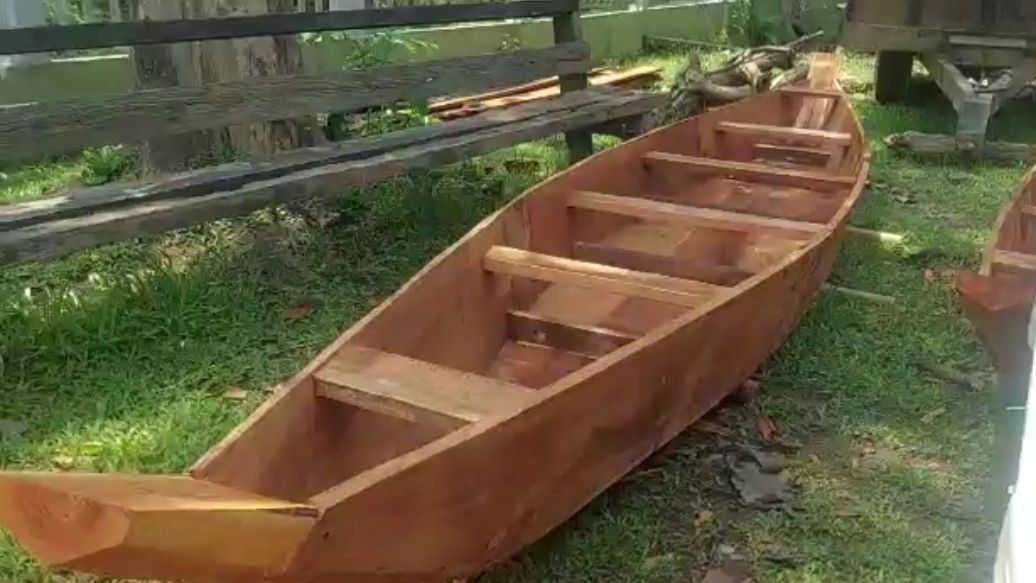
[956,164,1036,385]
[0,54,869,583]
[280,230,843,583]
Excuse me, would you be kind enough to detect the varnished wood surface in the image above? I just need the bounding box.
[956,164,1036,383]
[0,54,870,583]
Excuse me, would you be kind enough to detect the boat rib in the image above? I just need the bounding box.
[0,52,870,583]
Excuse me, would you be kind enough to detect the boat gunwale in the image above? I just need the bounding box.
[981,163,1036,276]
[302,87,873,509]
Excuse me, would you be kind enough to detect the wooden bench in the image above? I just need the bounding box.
[0,0,664,267]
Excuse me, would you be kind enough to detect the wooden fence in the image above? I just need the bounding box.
[0,0,664,266]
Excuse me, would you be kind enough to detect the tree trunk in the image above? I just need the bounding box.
[133,0,318,173]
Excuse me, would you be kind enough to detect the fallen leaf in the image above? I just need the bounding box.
[694,509,714,527]
[921,407,946,424]
[808,454,820,463]
[281,303,313,319]
[923,268,935,282]
[223,386,249,400]
[51,455,76,470]
[755,416,776,442]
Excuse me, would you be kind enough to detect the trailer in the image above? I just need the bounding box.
[842,0,1036,149]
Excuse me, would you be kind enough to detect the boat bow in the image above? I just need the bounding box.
[0,471,318,583]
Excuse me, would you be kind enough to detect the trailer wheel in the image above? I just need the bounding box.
[875,51,914,104]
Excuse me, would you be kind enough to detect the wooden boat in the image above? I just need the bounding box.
[956,164,1036,385]
[0,53,868,583]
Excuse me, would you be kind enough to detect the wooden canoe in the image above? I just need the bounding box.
[0,54,869,583]
[956,164,1036,385]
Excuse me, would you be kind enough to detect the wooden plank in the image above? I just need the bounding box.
[0,89,661,267]
[484,245,723,308]
[0,0,578,55]
[778,86,842,99]
[506,310,637,357]
[642,151,857,191]
[572,241,754,286]
[994,249,1036,272]
[567,190,824,240]
[1020,204,1036,217]
[0,42,590,161]
[753,143,832,167]
[314,345,534,430]
[1,88,620,230]
[715,121,852,146]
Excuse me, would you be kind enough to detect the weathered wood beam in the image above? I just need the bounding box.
[0,89,633,231]
[0,42,590,161]
[0,0,578,55]
[0,90,660,267]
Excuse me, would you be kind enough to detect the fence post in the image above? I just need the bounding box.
[552,8,592,164]
[0,0,51,76]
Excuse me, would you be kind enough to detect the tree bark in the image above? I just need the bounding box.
[133,0,318,173]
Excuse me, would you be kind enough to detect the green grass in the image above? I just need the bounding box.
[1,50,1033,583]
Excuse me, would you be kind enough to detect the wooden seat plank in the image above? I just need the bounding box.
[567,190,824,240]
[715,121,852,146]
[994,250,1036,272]
[506,309,637,357]
[642,151,856,191]
[484,245,723,308]
[314,345,535,430]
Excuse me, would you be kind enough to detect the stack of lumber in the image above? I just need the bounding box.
[429,66,661,121]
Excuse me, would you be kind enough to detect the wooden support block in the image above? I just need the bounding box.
[568,190,824,240]
[507,310,637,357]
[314,345,534,430]
[642,151,855,191]
[484,245,723,308]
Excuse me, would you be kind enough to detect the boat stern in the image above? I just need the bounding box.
[0,471,319,583]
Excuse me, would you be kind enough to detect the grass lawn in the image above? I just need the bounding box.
[2,49,1035,583]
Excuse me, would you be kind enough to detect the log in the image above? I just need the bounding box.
[885,131,1036,164]
[654,31,823,125]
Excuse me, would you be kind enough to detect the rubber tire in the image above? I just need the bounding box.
[874,51,915,105]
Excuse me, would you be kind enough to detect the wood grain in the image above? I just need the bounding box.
[642,151,856,192]
[0,0,578,55]
[567,190,824,239]
[716,121,852,145]
[484,245,724,308]
[0,42,590,161]
[314,346,534,431]
[506,310,637,357]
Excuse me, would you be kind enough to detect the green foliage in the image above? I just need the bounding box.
[80,145,133,187]
[298,30,437,69]
[724,0,787,46]
[300,30,439,140]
